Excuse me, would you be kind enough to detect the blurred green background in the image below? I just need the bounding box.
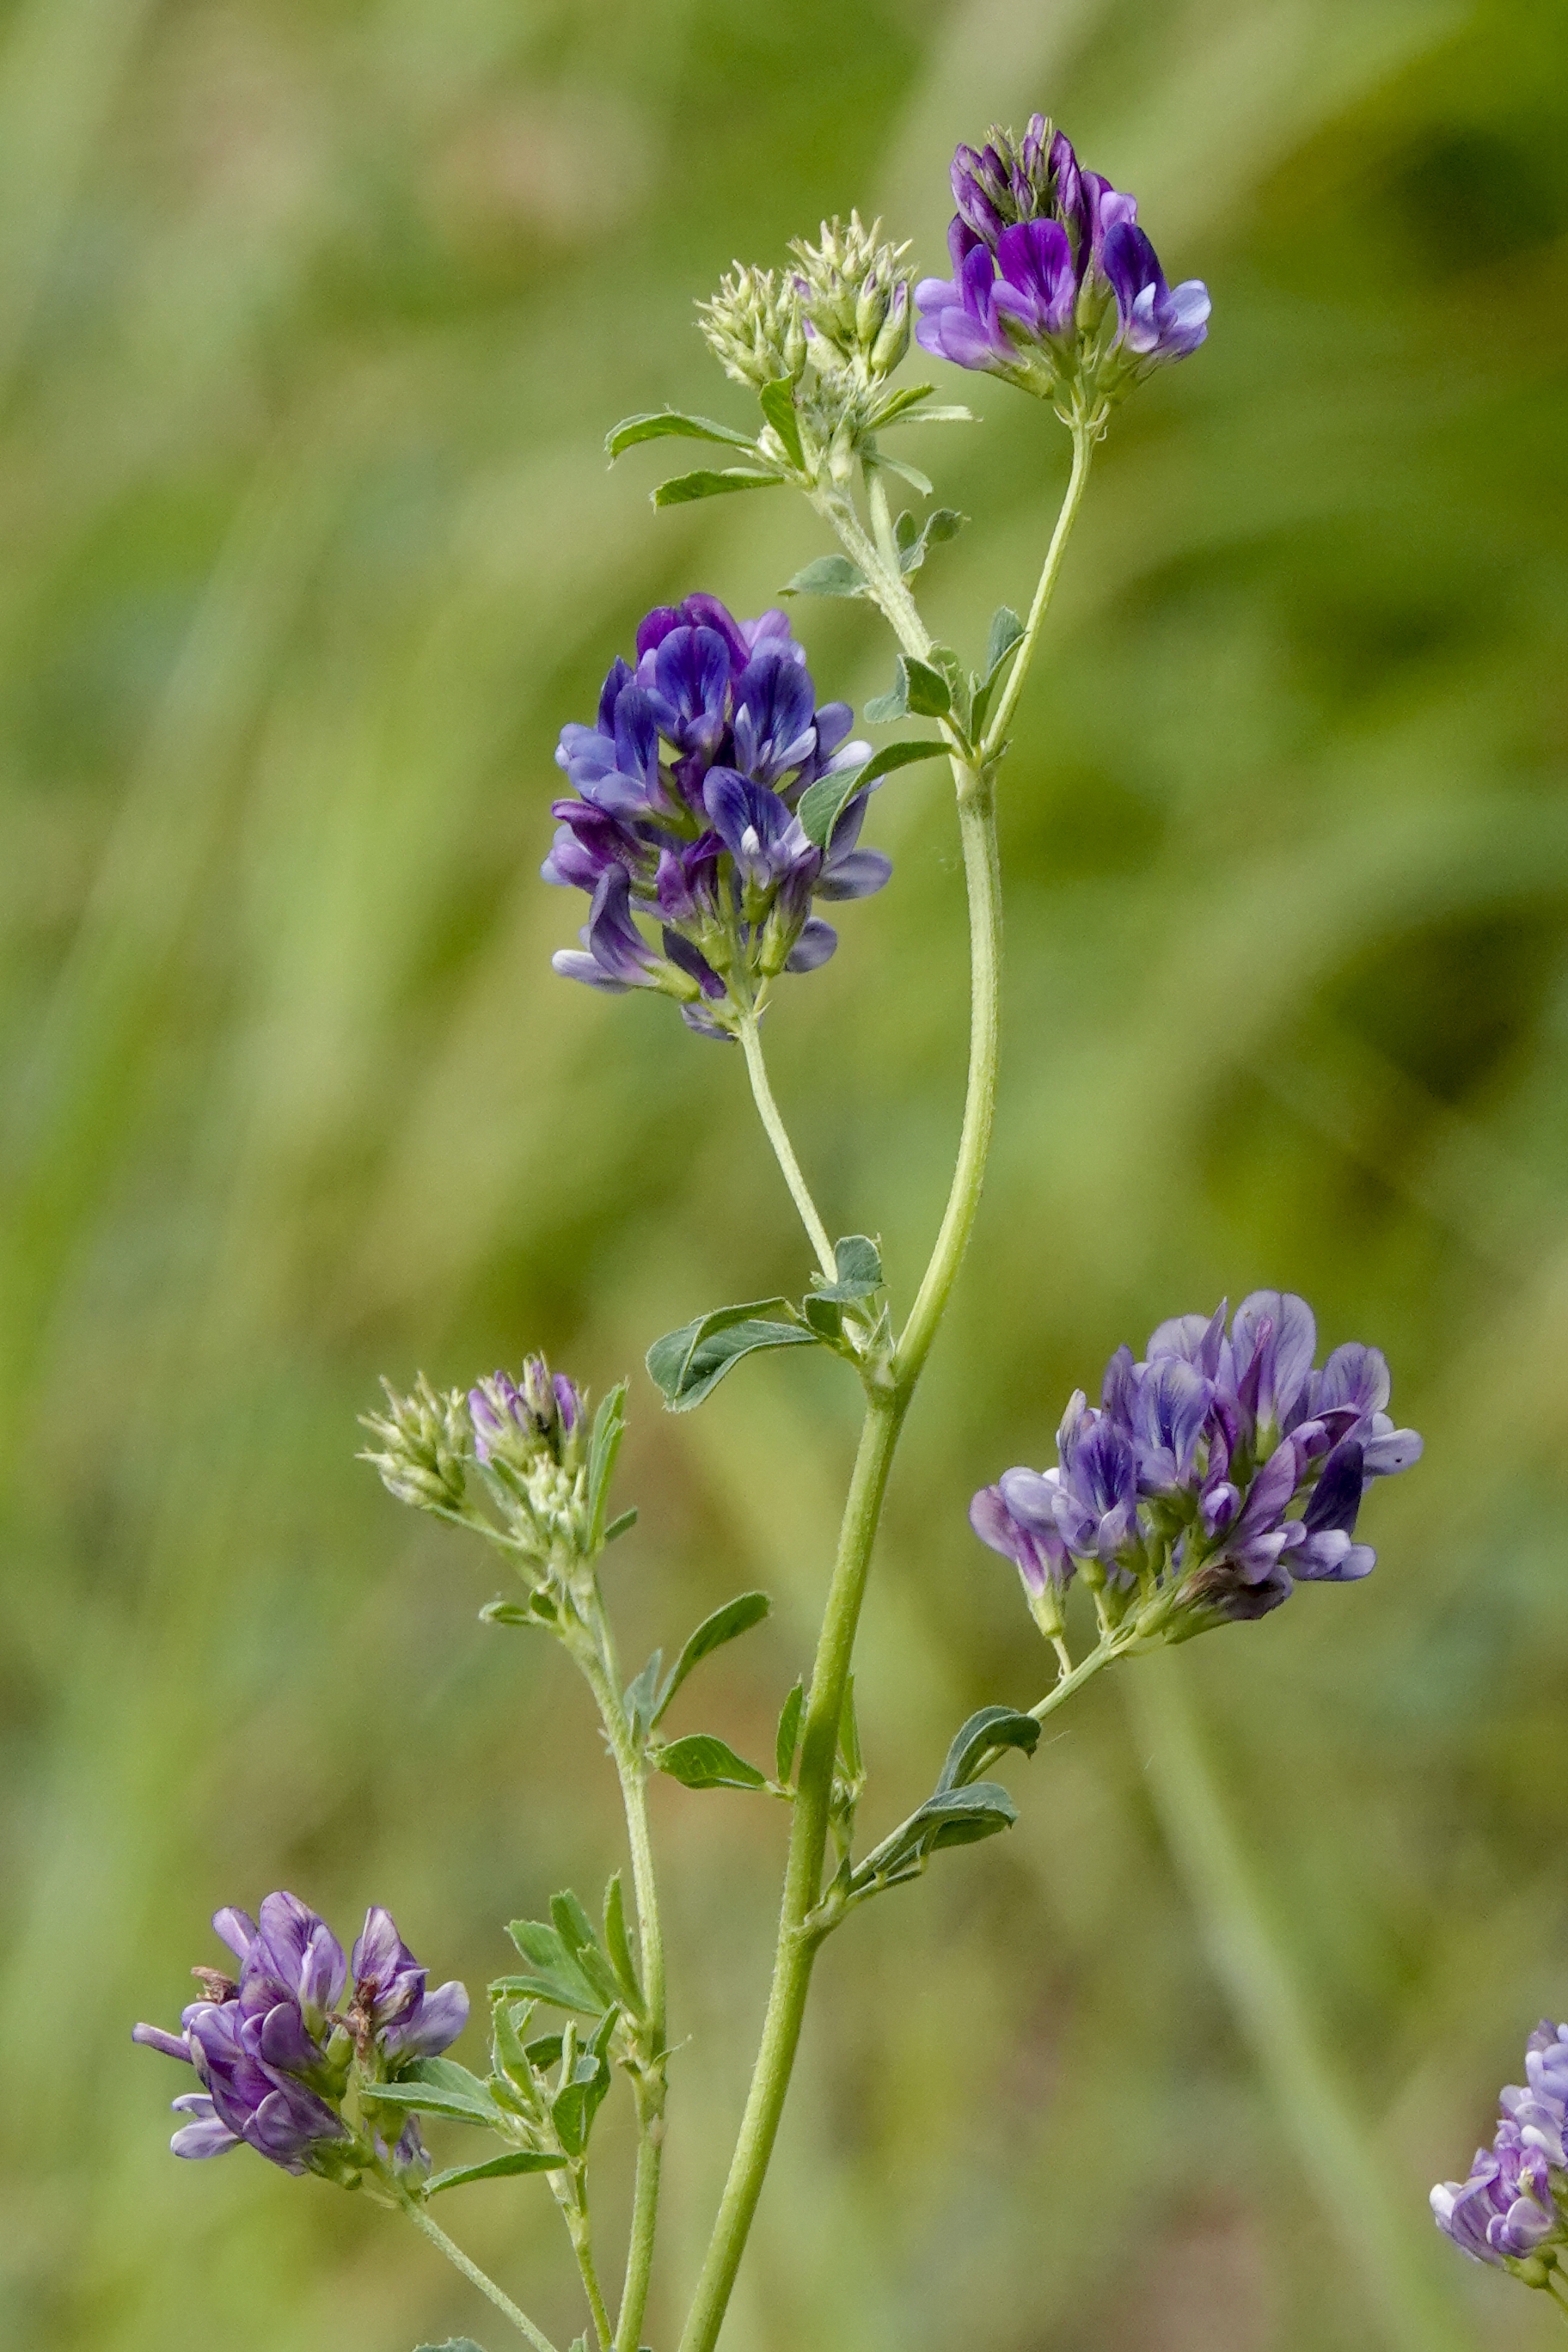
[3,0,1567,2344]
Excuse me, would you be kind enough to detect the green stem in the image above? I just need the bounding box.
[813,487,931,657]
[979,424,1093,763]
[894,764,1000,1392]
[557,2170,616,2352]
[576,1607,667,2352]
[675,1392,904,2352]
[401,2190,561,2352]
[736,1007,837,1281]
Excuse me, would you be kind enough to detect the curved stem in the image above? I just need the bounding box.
[980,425,1093,761]
[575,1607,667,2352]
[675,1393,904,2352]
[736,1007,837,1280]
[894,764,1000,1391]
[401,2191,561,2352]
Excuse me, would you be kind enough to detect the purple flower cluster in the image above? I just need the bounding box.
[915,115,1210,420]
[546,595,885,1037]
[1432,2022,1568,2281]
[133,1892,468,2177]
[971,1292,1420,1638]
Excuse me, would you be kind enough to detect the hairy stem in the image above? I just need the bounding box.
[736,1006,837,1281]
[980,424,1093,760]
[675,1392,904,2352]
[401,2191,561,2352]
[577,1606,667,2352]
[556,2170,616,2352]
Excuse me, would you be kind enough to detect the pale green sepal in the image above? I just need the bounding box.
[605,411,757,459]
[426,2150,567,2194]
[646,1300,818,1412]
[652,468,785,506]
[652,1591,771,1724]
[655,1733,768,1791]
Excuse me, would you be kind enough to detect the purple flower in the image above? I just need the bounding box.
[351,1907,470,2064]
[469,1353,585,1468]
[969,1291,1418,1644]
[916,114,1210,422]
[546,595,883,1035]
[134,1892,468,2184]
[1434,2020,1568,2282]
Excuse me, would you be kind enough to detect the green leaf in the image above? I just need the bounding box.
[371,2058,505,2126]
[415,2338,489,2350]
[872,450,934,496]
[781,554,868,599]
[426,2149,567,2194]
[878,401,974,428]
[862,667,908,725]
[479,1598,535,1627]
[500,1917,607,2015]
[603,1872,645,2012]
[524,2030,563,2070]
[606,410,758,459]
[490,1995,536,2092]
[549,1891,622,2011]
[935,1706,1040,1792]
[757,377,805,471]
[603,1506,638,1542]
[795,738,947,851]
[551,2010,617,2155]
[812,1234,883,1303]
[903,656,952,716]
[652,468,785,506]
[624,1651,663,1738]
[898,507,966,577]
[646,1299,818,1412]
[653,1590,771,1724]
[656,1733,768,1791]
[801,1294,842,1339]
[854,1781,1017,1886]
[586,1381,627,1548]
[866,382,938,427]
[986,604,1026,673]
[775,1678,804,1785]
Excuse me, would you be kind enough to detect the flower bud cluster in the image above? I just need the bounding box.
[789,212,914,392]
[916,114,1210,426]
[467,1355,597,1562]
[359,1372,469,1513]
[1433,2021,1568,2288]
[696,263,806,392]
[545,594,886,1036]
[971,1291,1420,1645]
[133,1893,468,2188]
